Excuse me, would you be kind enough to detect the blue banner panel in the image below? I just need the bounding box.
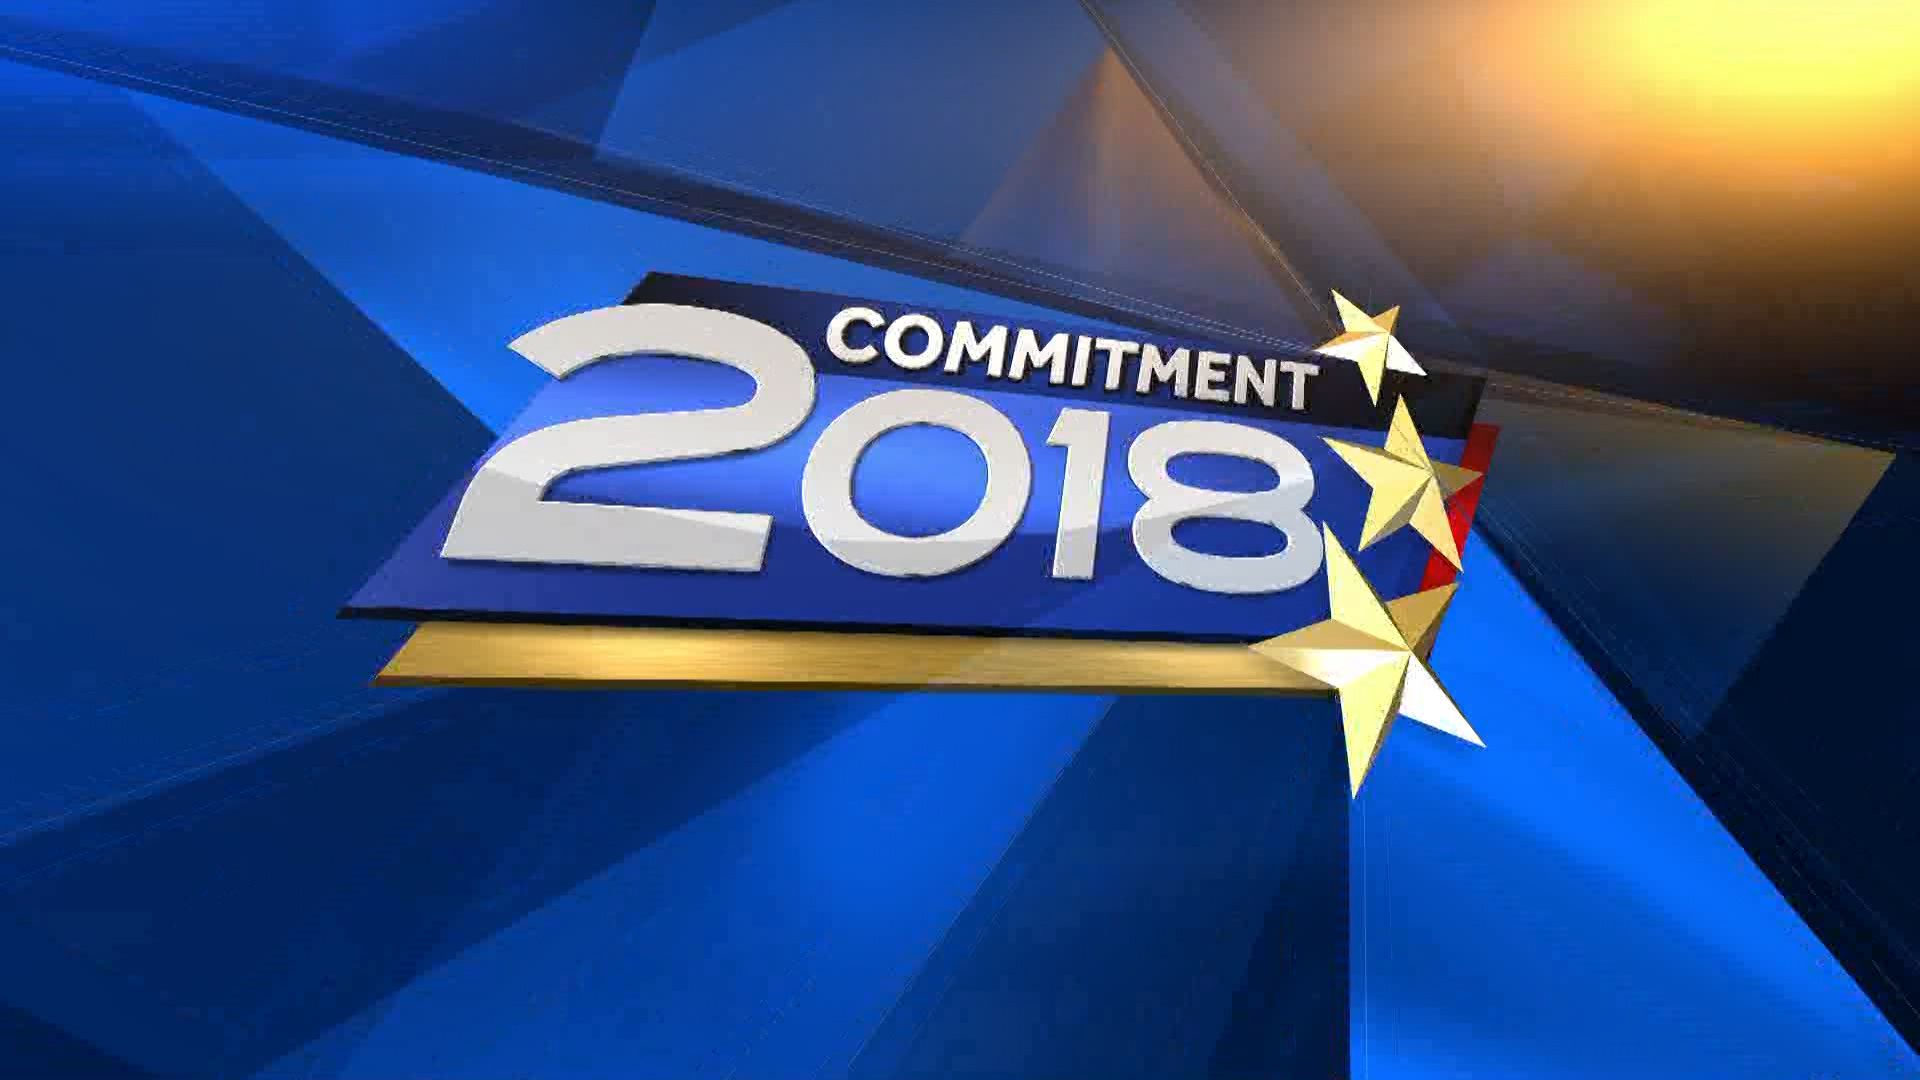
[349,276,1483,641]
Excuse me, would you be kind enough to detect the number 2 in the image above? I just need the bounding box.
[441,304,816,571]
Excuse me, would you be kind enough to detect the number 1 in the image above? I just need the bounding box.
[1046,408,1109,580]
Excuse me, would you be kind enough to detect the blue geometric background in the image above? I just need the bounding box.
[3,3,1918,1076]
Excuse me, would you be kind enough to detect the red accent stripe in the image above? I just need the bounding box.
[1420,423,1500,591]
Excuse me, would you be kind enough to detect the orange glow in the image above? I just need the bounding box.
[1460,1,1920,179]
[1565,0,1920,168]
[1609,1,1920,113]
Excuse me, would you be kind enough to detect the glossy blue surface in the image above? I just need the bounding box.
[0,44,1913,1079]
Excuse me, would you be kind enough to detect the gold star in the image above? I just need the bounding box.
[1313,291,1426,404]
[1252,526,1481,796]
[1323,396,1481,569]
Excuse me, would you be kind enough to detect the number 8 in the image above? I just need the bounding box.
[1126,420,1322,594]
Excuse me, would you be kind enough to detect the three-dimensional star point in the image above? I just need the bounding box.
[1251,526,1482,796]
[1313,290,1426,404]
[1323,396,1481,569]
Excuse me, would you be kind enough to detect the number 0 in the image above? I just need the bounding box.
[801,389,1032,577]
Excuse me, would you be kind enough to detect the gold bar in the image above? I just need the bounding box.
[375,621,1326,695]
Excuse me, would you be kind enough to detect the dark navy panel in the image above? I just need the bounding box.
[1692,453,1920,1051]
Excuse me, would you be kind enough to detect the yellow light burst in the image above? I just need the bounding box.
[1608,1,1920,116]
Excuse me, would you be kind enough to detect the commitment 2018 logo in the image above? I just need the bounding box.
[348,275,1498,793]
